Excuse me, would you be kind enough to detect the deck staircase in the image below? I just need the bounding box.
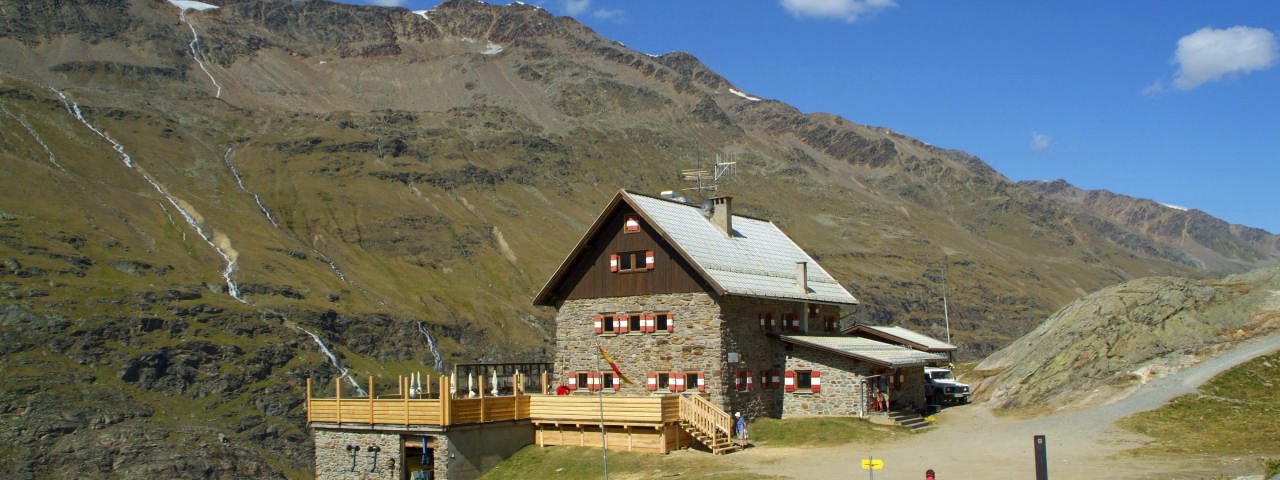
[887,409,933,432]
[677,394,740,454]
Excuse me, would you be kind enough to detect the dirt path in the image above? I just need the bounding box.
[734,331,1280,479]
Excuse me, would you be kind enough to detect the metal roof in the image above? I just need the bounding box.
[780,335,946,368]
[627,192,858,306]
[844,325,957,352]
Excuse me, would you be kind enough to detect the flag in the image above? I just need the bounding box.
[598,346,634,384]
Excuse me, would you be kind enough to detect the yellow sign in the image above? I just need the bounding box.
[861,458,884,470]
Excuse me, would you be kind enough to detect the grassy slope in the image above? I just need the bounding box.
[1117,351,1280,457]
[477,417,903,479]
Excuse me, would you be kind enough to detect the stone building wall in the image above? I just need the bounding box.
[554,292,723,397]
[314,429,402,480]
[553,291,854,419]
[780,346,876,418]
[718,296,833,417]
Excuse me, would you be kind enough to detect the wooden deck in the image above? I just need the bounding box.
[305,374,734,454]
[305,375,680,428]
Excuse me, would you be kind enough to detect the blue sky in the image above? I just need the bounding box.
[348,0,1279,234]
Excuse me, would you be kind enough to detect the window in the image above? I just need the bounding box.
[602,372,616,390]
[629,314,642,333]
[796,370,812,389]
[577,372,590,391]
[602,314,615,333]
[610,251,653,273]
[623,214,641,233]
[684,372,700,392]
[655,313,669,331]
[657,372,670,390]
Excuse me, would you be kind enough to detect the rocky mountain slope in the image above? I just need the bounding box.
[972,266,1280,410]
[0,0,1269,477]
[1021,179,1280,273]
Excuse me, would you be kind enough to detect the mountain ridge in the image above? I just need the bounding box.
[0,0,1274,477]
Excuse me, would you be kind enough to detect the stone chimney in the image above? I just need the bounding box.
[709,196,732,236]
[796,261,808,294]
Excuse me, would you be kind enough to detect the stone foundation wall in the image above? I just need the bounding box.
[314,429,402,480]
[554,293,724,398]
[780,346,875,418]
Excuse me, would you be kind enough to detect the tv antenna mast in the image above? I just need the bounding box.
[680,153,737,198]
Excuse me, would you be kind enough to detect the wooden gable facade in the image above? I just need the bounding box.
[535,194,715,307]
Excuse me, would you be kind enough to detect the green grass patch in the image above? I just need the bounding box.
[750,416,904,448]
[1117,351,1280,457]
[477,445,781,480]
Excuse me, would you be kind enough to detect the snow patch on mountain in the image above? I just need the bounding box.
[167,0,218,11]
[728,88,762,102]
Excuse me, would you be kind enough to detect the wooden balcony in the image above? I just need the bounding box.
[305,374,680,429]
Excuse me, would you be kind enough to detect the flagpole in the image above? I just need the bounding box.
[595,342,609,479]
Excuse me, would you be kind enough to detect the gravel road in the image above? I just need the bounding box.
[734,331,1280,480]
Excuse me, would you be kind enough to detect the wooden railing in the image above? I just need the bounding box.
[678,393,732,443]
[307,373,690,429]
[306,373,534,427]
[527,395,679,425]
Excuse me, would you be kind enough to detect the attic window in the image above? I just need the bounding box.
[623,214,641,233]
[611,251,653,273]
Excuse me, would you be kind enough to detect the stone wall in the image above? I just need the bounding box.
[780,346,875,418]
[314,429,401,480]
[554,292,850,418]
[554,292,724,398]
[719,296,839,417]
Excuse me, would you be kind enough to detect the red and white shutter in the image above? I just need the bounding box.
[645,250,655,270]
[811,370,821,393]
[790,314,801,332]
[771,370,782,389]
[567,373,578,391]
[733,372,742,391]
[645,313,655,333]
[784,370,796,392]
[646,372,657,391]
[696,372,706,392]
[617,314,629,333]
[745,372,754,391]
[624,215,640,232]
[612,374,622,390]
[666,312,674,332]
[586,372,597,391]
[609,254,619,272]
[673,375,685,392]
[593,315,603,334]
[768,313,776,331]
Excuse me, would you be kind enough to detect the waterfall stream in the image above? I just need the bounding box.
[179,9,222,98]
[53,88,245,303]
[301,327,367,396]
[417,322,445,373]
[1,103,64,172]
[223,146,278,227]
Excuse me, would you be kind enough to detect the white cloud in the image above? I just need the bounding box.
[592,8,623,20]
[563,0,590,16]
[1031,132,1051,151]
[1171,26,1278,90]
[780,0,896,22]
[1142,80,1165,97]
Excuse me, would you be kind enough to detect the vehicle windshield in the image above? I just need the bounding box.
[930,370,955,380]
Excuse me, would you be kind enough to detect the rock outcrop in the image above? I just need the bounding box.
[973,267,1280,410]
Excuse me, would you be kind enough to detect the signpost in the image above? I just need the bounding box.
[860,455,884,479]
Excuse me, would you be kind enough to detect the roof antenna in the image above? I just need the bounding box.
[679,152,737,201]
